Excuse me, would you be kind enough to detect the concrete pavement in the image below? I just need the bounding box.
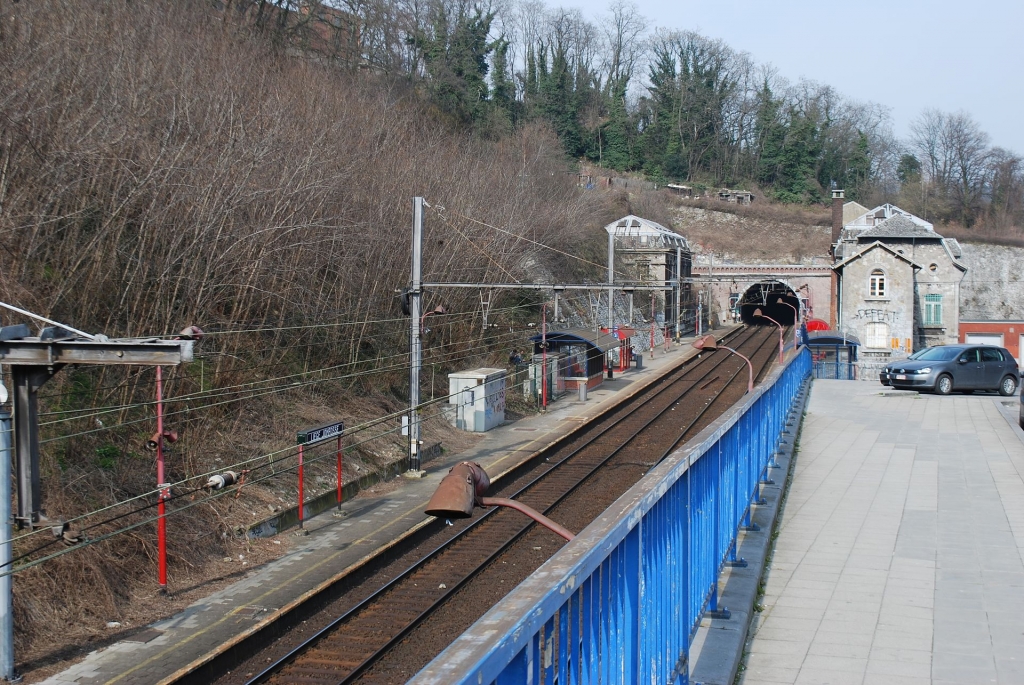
[741,381,1024,685]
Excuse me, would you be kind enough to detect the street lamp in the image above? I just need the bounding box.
[776,297,799,325]
[776,297,803,347]
[420,305,447,334]
[424,462,575,541]
[753,308,784,364]
[692,334,754,394]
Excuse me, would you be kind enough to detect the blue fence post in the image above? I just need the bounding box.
[583,574,597,684]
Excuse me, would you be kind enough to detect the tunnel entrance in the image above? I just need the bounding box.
[738,280,800,325]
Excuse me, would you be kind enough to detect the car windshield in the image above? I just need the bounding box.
[913,347,961,361]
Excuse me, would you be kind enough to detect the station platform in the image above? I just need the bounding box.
[41,337,703,685]
[740,381,1024,685]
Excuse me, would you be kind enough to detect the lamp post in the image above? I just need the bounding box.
[425,462,575,541]
[420,305,447,334]
[541,302,548,410]
[777,297,802,348]
[776,297,799,325]
[753,308,784,364]
[692,334,754,394]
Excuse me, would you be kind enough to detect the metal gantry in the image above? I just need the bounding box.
[0,313,194,682]
[1,331,194,527]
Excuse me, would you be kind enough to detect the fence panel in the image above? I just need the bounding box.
[813,360,857,380]
[411,348,811,685]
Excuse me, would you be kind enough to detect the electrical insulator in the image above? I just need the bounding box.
[206,471,239,490]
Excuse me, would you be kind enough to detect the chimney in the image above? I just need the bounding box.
[831,188,845,246]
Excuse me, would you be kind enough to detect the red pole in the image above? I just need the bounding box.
[156,366,166,590]
[336,434,343,508]
[541,303,547,409]
[755,311,786,364]
[298,443,304,528]
[721,344,755,394]
[650,296,655,358]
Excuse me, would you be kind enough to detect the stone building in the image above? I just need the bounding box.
[831,201,967,372]
[603,215,693,335]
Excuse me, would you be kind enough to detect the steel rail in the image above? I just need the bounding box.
[342,326,783,684]
[229,328,773,685]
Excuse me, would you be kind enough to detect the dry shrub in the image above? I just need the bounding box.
[672,203,831,264]
[677,195,831,227]
[937,221,1024,247]
[0,0,611,668]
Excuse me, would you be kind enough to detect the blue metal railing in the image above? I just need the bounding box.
[412,348,811,685]
[813,360,856,380]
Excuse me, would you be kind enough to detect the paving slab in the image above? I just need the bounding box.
[39,336,707,685]
[740,381,1024,685]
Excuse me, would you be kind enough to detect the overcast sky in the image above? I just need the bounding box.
[556,0,1024,154]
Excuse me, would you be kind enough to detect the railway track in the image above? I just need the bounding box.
[200,326,784,685]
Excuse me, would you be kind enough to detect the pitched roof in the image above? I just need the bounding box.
[832,241,922,272]
[857,214,940,240]
[603,215,688,248]
[842,201,870,226]
[845,203,934,232]
[528,328,618,353]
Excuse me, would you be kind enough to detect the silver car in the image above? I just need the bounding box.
[886,344,1019,396]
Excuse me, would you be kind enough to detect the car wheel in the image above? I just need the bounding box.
[998,375,1018,397]
[935,374,953,395]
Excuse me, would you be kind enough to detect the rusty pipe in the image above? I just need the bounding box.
[424,462,575,541]
[424,461,491,519]
[479,497,575,541]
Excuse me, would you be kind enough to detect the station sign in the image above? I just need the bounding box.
[296,420,344,445]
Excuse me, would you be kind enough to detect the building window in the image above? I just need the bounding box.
[869,269,886,298]
[865,322,890,348]
[924,294,942,326]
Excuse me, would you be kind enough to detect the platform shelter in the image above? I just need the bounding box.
[529,329,617,398]
[806,330,860,380]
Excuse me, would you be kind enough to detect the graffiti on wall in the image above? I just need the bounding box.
[854,308,899,323]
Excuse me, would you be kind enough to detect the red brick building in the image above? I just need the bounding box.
[959,321,1024,365]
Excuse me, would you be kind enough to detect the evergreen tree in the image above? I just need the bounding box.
[640,44,684,179]
[600,78,632,169]
[538,41,584,156]
[490,37,517,124]
[412,3,495,126]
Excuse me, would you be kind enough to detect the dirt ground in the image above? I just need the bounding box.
[674,204,831,264]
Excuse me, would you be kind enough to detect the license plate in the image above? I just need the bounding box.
[895,374,907,380]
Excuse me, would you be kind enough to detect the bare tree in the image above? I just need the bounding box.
[943,111,990,226]
[599,0,647,94]
[985,147,1023,230]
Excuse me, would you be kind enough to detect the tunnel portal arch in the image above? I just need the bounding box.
[738,280,802,325]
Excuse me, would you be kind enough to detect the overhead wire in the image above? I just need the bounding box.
[37,327,529,435]
[11,331,537,546]
[427,202,629,279]
[4,373,518,567]
[35,300,541,412]
[35,306,540,426]
[11,358,529,552]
